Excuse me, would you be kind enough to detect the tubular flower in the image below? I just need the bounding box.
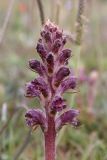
[25,20,80,160]
[25,109,47,131]
[55,109,80,131]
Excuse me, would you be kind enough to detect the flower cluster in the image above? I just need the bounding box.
[25,21,80,132]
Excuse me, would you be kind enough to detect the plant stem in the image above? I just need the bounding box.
[44,115,56,160]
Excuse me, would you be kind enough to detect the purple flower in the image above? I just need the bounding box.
[51,96,67,113]
[25,109,47,131]
[32,77,49,97]
[25,77,49,98]
[58,76,77,94]
[54,67,70,87]
[55,109,80,131]
[25,82,40,98]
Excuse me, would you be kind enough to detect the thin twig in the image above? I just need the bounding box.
[13,129,31,160]
[0,0,16,45]
[36,0,45,25]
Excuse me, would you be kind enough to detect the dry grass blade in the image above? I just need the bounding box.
[36,0,45,25]
[0,0,16,45]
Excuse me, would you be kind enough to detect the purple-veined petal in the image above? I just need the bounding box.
[55,109,80,131]
[25,109,47,132]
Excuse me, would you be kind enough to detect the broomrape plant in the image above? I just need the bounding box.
[25,20,80,160]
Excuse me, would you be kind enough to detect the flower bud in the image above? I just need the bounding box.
[52,39,62,53]
[46,53,54,73]
[59,49,71,64]
[29,59,46,76]
[36,42,47,60]
[54,67,70,87]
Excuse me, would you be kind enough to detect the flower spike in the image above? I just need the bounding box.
[24,20,80,160]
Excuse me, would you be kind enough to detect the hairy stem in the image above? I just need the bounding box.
[44,115,56,160]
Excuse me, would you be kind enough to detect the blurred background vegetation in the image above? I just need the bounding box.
[0,0,107,160]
